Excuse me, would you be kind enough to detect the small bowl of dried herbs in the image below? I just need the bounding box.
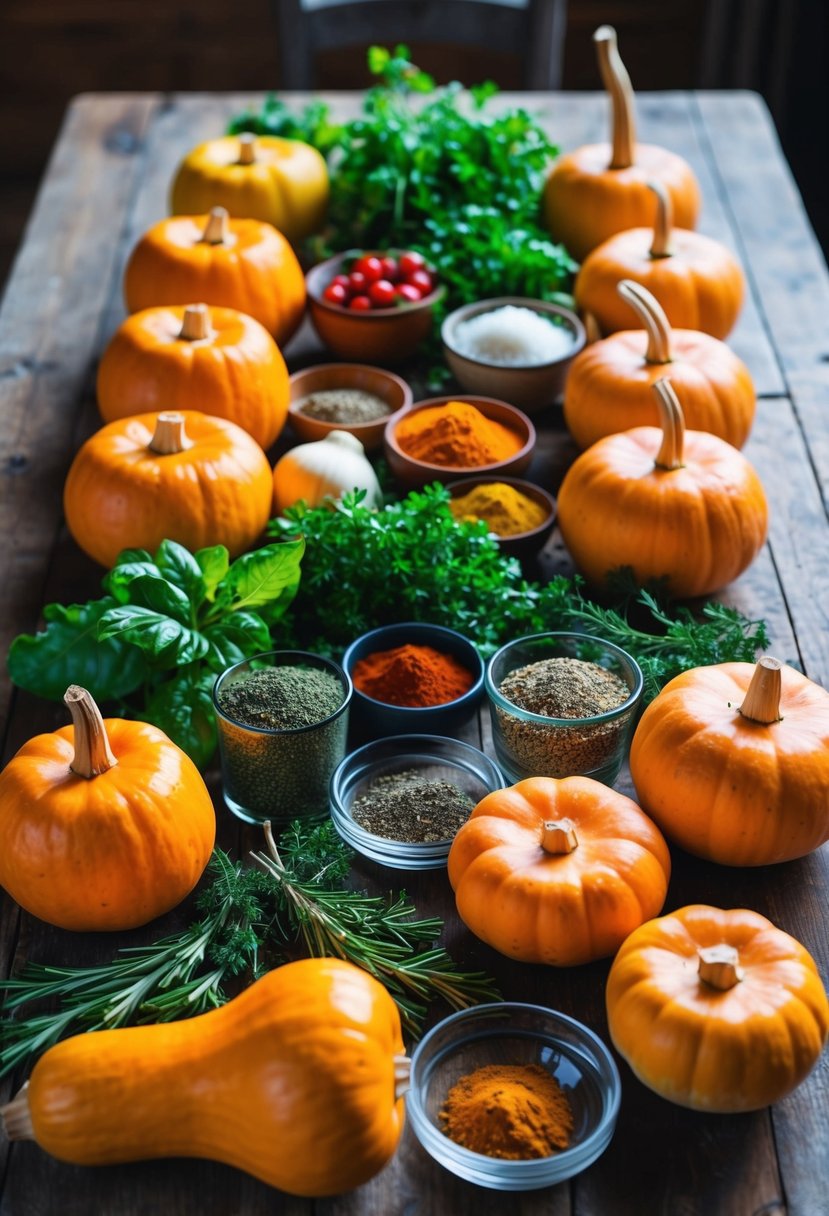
[329,734,505,869]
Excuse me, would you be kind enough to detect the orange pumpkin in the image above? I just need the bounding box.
[606,904,829,1112]
[0,686,215,931]
[64,410,273,568]
[123,208,307,348]
[97,303,290,450]
[170,133,329,245]
[558,378,768,597]
[543,27,700,262]
[563,280,756,450]
[447,775,671,966]
[630,656,829,865]
[575,182,745,338]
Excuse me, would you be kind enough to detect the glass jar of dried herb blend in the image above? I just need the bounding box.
[213,650,352,824]
[485,633,644,786]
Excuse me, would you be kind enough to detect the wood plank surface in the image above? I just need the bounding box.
[1,89,828,1216]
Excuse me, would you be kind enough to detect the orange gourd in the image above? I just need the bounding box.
[557,378,768,597]
[630,656,829,865]
[575,182,745,338]
[543,27,701,262]
[97,303,290,450]
[123,208,306,348]
[0,686,215,931]
[447,775,671,966]
[64,410,273,568]
[0,958,407,1197]
[563,279,756,450]
[170,133,329,245]
[606,904,829,1112]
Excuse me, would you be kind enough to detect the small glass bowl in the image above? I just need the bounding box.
[485,632,644,786]
[407,1002,621,1190]
[329,734,504,869]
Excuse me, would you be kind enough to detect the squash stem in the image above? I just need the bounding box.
[238,133,257,165]
[739,657,784,724]
[618,280,673,363]
[150,411,192,455]
[582,310,602,345]
[0,1082,34,1142]
[64,685,118,779]
[394,1053,411,1100]
[648,181,674,258]
[652,379,686,470]
[180,303,211,342]
[541,819,579,854]
[594,25,636,170]
[201,207,229,245]
[698,945,743,991]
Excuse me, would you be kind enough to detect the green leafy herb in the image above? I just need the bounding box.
[0,823,498,1073]
[8,538,304,766]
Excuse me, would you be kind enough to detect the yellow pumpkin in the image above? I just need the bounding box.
[447,775,671,966]
[97,303,290,450]
[0,686,215,931]
[606,904,829,1112]
[0,958,407,1197]
[64,410,273,568]
[557,378,768,597]
[123,208,307,347]
[170,133,329,244]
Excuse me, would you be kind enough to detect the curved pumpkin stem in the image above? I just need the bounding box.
[64,685,117,779]
[648,181,674,258]
[739,656,784,724]
[394,1054,411,1101]
[594,25,636,170]
[652,379,686,470]
[0,1083,34,1142]
[238,133,257,165]
[582,310,603,345]
[617,280,673,364]
[180,303,211,342]
[201,207,229,245]
[541,819,579,854]
[150,412,192,455]
[698,945,743,991]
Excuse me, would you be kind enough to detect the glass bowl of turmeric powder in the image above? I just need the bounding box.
[406,1002,621,1189]
[445,476,557,561]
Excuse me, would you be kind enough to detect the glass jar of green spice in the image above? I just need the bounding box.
[213,650,352,825]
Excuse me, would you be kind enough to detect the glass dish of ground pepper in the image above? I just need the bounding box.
[329,734,504,869]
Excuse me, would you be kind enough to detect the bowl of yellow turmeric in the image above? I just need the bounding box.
[445,476,557,560]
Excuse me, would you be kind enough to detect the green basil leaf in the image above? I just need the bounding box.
[156,541,207,607]
[222,540,304,623]
[98,606,209,666]
[195,545,230,599]
[8,599,146,702]
[125,575,193,627]
[113,548,154,567]
[103,561,164,605]
[202,611,272,672]
[143,672,217,769]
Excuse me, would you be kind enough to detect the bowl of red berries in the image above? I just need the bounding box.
[306,249,445,364]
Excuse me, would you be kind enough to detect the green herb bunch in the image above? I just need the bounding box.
[8,539,304,767]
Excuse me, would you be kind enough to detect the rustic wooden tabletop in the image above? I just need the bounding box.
[1,89,828,1216]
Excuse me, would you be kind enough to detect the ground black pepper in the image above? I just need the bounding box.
[218,666,343,729]
[350,769,475,842]
[296,388,390,424]
[499,657,629,718]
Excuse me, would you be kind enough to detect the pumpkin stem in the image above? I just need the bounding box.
[739,656,784,725]
[394,1054,411,1101]
[698,945,743,991]
[238,133,257,165]
[617,280,673,363]
[652,379,686,470]
[594,25,636,170]
[149,411,192,455]
[541,818,579,854]
[64,685,117,779]
[180,303,211,342]
[582,310,603,345]
[0,1083,34,1142]
[648,181,674,258]
[201,207,229,245]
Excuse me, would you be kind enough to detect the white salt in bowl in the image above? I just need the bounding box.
[442,297,586,415]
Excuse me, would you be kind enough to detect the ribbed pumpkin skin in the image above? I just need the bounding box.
[606,905,829,1112]
[447,776,671,966]
[543,143,701,263]
[97,305,290,450]
[575,227,745,338]
[170,137,329,244]
[123,216,306,348]
[0,718,215,930]
[556,425,768,597]
[630,663,829,865]
[64,410,273,568]
[563,329,756,451]
[25,959,405,1197]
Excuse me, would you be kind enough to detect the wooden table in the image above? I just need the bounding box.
[1,89,829,1216]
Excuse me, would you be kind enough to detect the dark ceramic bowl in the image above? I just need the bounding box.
[288,363,412,452]
[445,475,557,560]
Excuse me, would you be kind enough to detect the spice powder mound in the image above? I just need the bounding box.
[440,1063,574,1160]
[350,769,475,843]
